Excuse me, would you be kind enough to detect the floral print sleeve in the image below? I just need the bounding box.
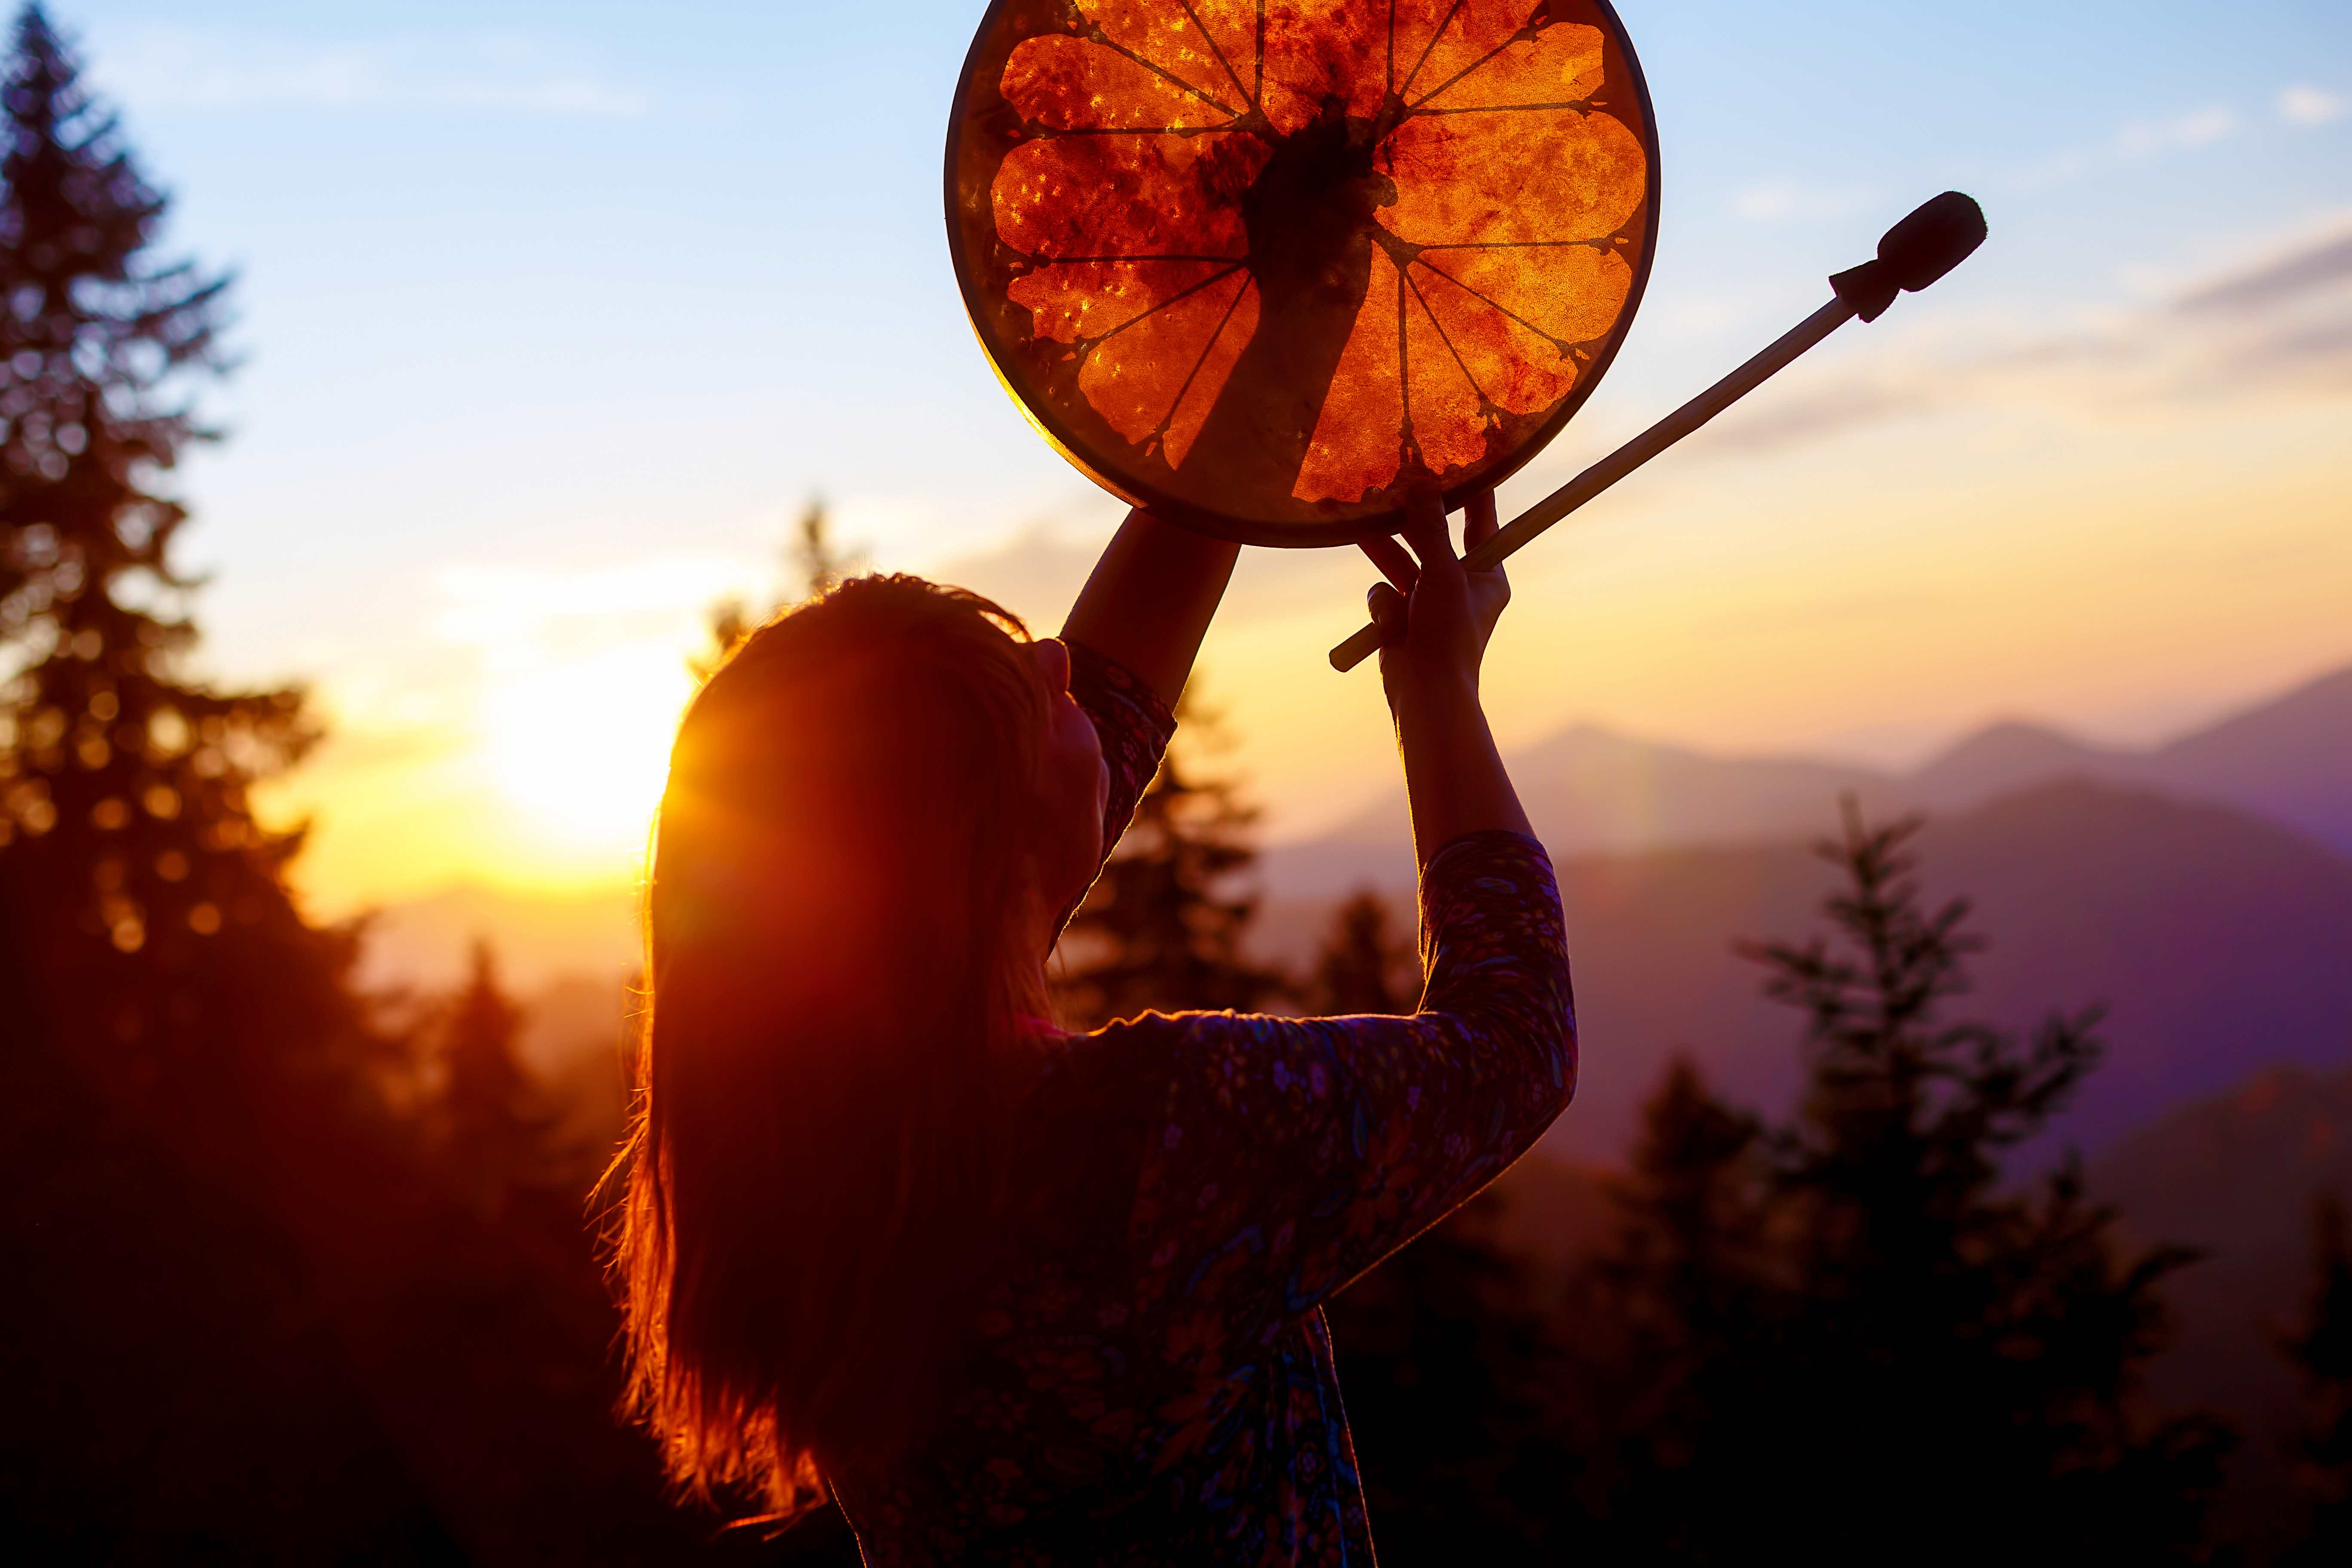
[1130,830,1574,1351]
[1064,638,1175,878]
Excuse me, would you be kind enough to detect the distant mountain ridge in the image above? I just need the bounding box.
[365,657,2352,986]
[363,661,2352,1176]
[1266,660,2352,894]
[359,882,639,993]
[1255,779,2352,1164]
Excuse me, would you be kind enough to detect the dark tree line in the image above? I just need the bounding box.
[2284,1197,2352,1562]
[0,11,773,1561]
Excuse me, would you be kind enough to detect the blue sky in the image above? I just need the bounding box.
[35,0,2352,901]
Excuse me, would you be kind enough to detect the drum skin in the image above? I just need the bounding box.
[947,0,1660,547]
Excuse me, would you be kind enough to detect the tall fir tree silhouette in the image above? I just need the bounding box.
[0,3,368,1107]
[1306,888,1415,1016]
[439,939,546,1217]
[1055,691,1283,1025]
[0,9,463,1553]
[1563,802,2231,1563]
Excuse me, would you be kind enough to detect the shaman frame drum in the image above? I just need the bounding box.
[946,0,1662,547]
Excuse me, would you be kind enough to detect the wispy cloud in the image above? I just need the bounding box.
[1730,179,1880,225]
[1700,210,2352,456]
[2177,229,2352,316]
[2016,103,2239,191]
[92,26,651,117]
[2280,85,2348,127]
[434,557,744,662]
[2118,104,2236,154]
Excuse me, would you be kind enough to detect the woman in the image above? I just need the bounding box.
[613,487,1574,1563]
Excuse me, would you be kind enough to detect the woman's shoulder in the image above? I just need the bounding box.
[1025,1008,1291,1112]
[1018,1013,1182,1136]
[1007,1012,1245,1236]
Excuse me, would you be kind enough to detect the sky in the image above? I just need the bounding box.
[37,0,2352,911]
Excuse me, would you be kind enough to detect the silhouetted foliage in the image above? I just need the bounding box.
[2282,1195,2352,1562]
[1553,803,2233,1562]
[0,9,447,1551]
[0,14,775,1560]
[0,0,355,1093]
[1055,691,1286,1026]
[791,495,855,600]
[1323,1190,1583,1558]
[1307,887,1416,1016]
[438,940,551,1217]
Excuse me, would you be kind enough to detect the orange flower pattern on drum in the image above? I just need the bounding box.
[992,0,1646,504]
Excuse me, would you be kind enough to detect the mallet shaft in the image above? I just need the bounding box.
[1328,294,1860,673]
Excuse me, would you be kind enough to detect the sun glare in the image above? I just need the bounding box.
[480,641,693,858]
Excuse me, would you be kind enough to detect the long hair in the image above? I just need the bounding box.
[611,574,1059,1517]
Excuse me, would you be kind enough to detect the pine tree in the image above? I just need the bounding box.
[791,494,854,600]
[1565,803,2231,1562]
[1055,691,1284,1025]
[0,17,825,1556]
[0,11,456,1550]
[440,939,545,1216]
[2283,1194,2352,1562]
[1307,888,1415,1016]
[0,3,365,1108]
[1326,1191,1574,1558]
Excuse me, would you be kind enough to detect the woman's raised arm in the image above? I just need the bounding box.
[1060,507,1240,707]
[1366,487,1534,862]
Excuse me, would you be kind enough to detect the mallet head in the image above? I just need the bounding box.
[1831,191,1987,321]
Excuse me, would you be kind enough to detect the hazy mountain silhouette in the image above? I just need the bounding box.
[370,656,2349,985]
[1265,658,2352,894]
[366,660,2352,1169]
[1901,719,2125,806]
[362,883,640,993]
[1261,781,2352,1163]
[2145,665,2352,855]
[1909,665,2352,855]
[1265,724,1904,894]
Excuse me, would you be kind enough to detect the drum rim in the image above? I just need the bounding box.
[942,0,1663,548]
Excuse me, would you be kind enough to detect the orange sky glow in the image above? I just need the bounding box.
[261,255,2352,914]
[68,0,2335,922]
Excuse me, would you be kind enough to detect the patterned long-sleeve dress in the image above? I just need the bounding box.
[830,643,1576,1565]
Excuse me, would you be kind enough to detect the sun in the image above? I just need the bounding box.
[479,641,695,864]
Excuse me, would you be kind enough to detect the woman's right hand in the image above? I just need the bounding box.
[1359,485,1533,862]
[1362,485,1510,711]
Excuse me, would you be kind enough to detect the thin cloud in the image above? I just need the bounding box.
[1730,179,1880,225]
[925,525,1104,631]
[1697,378,1941,457]
[1699,211,2352,456]
[2016,104,2239,192]
[2178,231,2352,315]
[2280,85,2347,126]
[433,556,748,662]
[2118,104,2236,154]
[91,26,651,117]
